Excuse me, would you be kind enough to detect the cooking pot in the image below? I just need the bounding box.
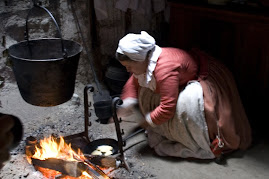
[105,65,129,95]
[93,91,113,124]
[8,4,82,106]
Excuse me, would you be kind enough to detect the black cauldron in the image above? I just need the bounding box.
[8,4,82,106]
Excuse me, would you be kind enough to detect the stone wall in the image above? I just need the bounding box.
[0,0,169,91]
[92,0,169,81]
[0,0,92,87]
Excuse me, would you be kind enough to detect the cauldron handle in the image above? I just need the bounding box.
[24,4,67,58]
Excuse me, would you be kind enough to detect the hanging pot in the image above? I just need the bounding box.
[8,4,82,106]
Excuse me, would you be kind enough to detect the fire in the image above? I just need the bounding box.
[30,136,84,162]
[36,166,93,179]
[26,136,96,179]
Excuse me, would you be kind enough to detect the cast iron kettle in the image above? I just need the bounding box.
[8,4,82,107]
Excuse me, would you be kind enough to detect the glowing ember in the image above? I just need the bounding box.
[82,171,93,178]
[36,166,93,179]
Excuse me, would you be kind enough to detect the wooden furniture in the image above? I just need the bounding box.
[168,1,269,136]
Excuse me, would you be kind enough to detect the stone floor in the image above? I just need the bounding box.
[0,80,269,179]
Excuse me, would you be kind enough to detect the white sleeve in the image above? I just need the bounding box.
[121,97,138,108]
[145,112,157,128]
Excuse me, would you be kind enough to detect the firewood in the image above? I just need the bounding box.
[31,158,109,179]
[32,158,86,177]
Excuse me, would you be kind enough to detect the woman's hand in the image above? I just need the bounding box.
[117,107,135,118]
[108,107,135,123]
[0,114,15,169]
[137,120,149,129]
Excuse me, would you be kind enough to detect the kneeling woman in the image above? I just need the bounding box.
[116,31,252,159]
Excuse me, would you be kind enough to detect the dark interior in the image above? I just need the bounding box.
[168,1,269,140]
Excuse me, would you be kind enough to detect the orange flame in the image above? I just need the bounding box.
[31,136,84,162]
[36,166,93,179]
[27,136,93,179]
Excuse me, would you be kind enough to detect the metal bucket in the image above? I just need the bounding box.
[8,5,82,106]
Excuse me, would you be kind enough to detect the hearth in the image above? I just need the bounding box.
[25,136,109,178]
[23,84,132,179]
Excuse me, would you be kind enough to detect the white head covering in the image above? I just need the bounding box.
[117,31,162,88]
[116,31,155,61]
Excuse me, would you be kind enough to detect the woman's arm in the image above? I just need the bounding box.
[120,74,139,108]
[148,49,198,126]
[149,70,181,125]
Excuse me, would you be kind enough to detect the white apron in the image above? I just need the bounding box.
[139,81,215,159]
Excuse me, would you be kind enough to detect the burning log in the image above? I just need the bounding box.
[25,135,111,178]
[32,158,86,178]
[85,155,120,168]
[32,158,109,179]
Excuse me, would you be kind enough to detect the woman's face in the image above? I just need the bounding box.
[120,60,148,75]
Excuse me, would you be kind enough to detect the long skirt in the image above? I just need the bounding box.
[193,49,252,151]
